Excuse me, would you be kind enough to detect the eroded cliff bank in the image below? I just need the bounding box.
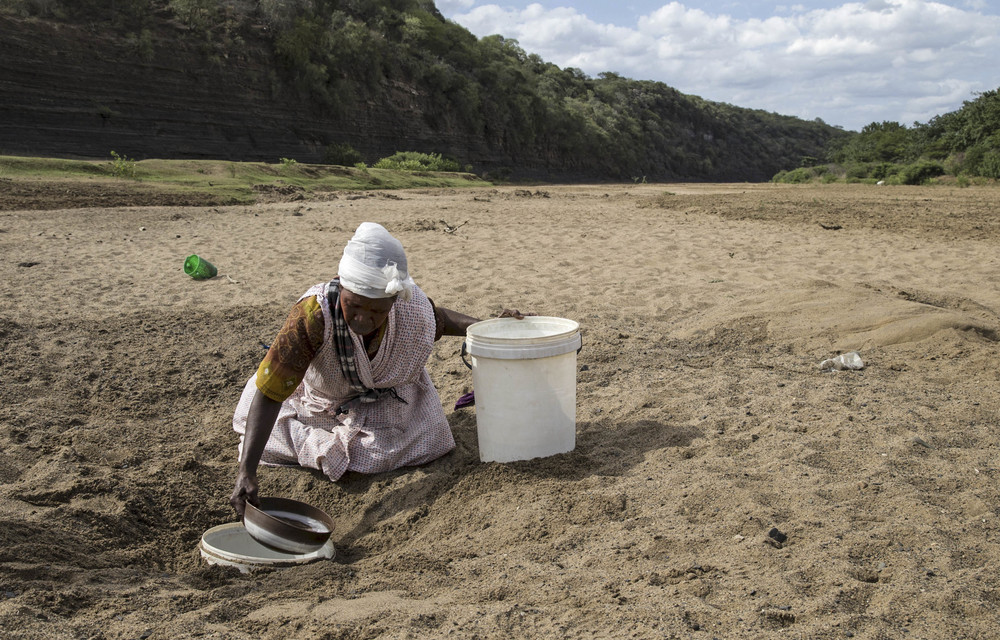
[0,14,491,168]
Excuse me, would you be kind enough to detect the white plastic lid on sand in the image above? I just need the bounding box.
[199,522,335,573]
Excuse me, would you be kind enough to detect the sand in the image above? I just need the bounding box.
[1,182,998,639]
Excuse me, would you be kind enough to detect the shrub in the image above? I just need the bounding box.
[899,160,944,185]
[943,153,964,176]
[168,0,216,30]
[109,151,137,179]
[845,163,871,180]
[844,161,904,181]
[373,151,461,172]
[772,167,812,183]
[871,162,897,180]
[10,0,57,17]
[975,149,1000,179]
[129,28,155,63]
[279,157,297,167]
[961,145,985,175]
[324,142,362,166]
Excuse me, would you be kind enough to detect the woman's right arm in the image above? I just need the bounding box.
[229,389,283,519]
[230,296,326,518]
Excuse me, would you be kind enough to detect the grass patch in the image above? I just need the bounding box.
[0,155,489,207]
[0,155,110,178]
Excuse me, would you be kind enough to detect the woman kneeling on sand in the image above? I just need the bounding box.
[230,222,490,518]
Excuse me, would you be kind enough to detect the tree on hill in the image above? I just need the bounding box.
[817,89,1000,183]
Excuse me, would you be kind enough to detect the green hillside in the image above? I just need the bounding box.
[1,0,850,181]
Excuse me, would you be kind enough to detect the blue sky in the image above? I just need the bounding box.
[435,0,1000,131]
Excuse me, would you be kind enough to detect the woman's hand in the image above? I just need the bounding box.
[230,469,260,520]
[498,308,536,319]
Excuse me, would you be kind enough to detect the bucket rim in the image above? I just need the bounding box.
[465,316,581,360]
[466,316,579,339]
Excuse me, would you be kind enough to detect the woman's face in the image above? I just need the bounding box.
[339,288,395,336]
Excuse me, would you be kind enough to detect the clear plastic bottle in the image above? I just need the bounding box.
[820,351,864,371]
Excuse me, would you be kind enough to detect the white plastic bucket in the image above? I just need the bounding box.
[464,316,581,463]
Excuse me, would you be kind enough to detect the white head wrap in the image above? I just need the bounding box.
[338,222,415,301]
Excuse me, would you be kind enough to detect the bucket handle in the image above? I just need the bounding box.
[460,336,583,369]
[461,342,472,369]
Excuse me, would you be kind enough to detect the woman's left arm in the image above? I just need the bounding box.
[435,306,481,337]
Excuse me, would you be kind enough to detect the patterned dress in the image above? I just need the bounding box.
[232,282,455,480]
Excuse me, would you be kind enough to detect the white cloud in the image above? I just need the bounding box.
[445,0,1000,130]
[434,0,476,12]
[737,17,799,47]
[787,34,880,57]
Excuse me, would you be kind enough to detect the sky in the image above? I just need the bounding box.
[435,0,1000,131]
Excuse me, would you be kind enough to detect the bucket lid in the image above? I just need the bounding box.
[466,316,581,360]
[199,522,335,573]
